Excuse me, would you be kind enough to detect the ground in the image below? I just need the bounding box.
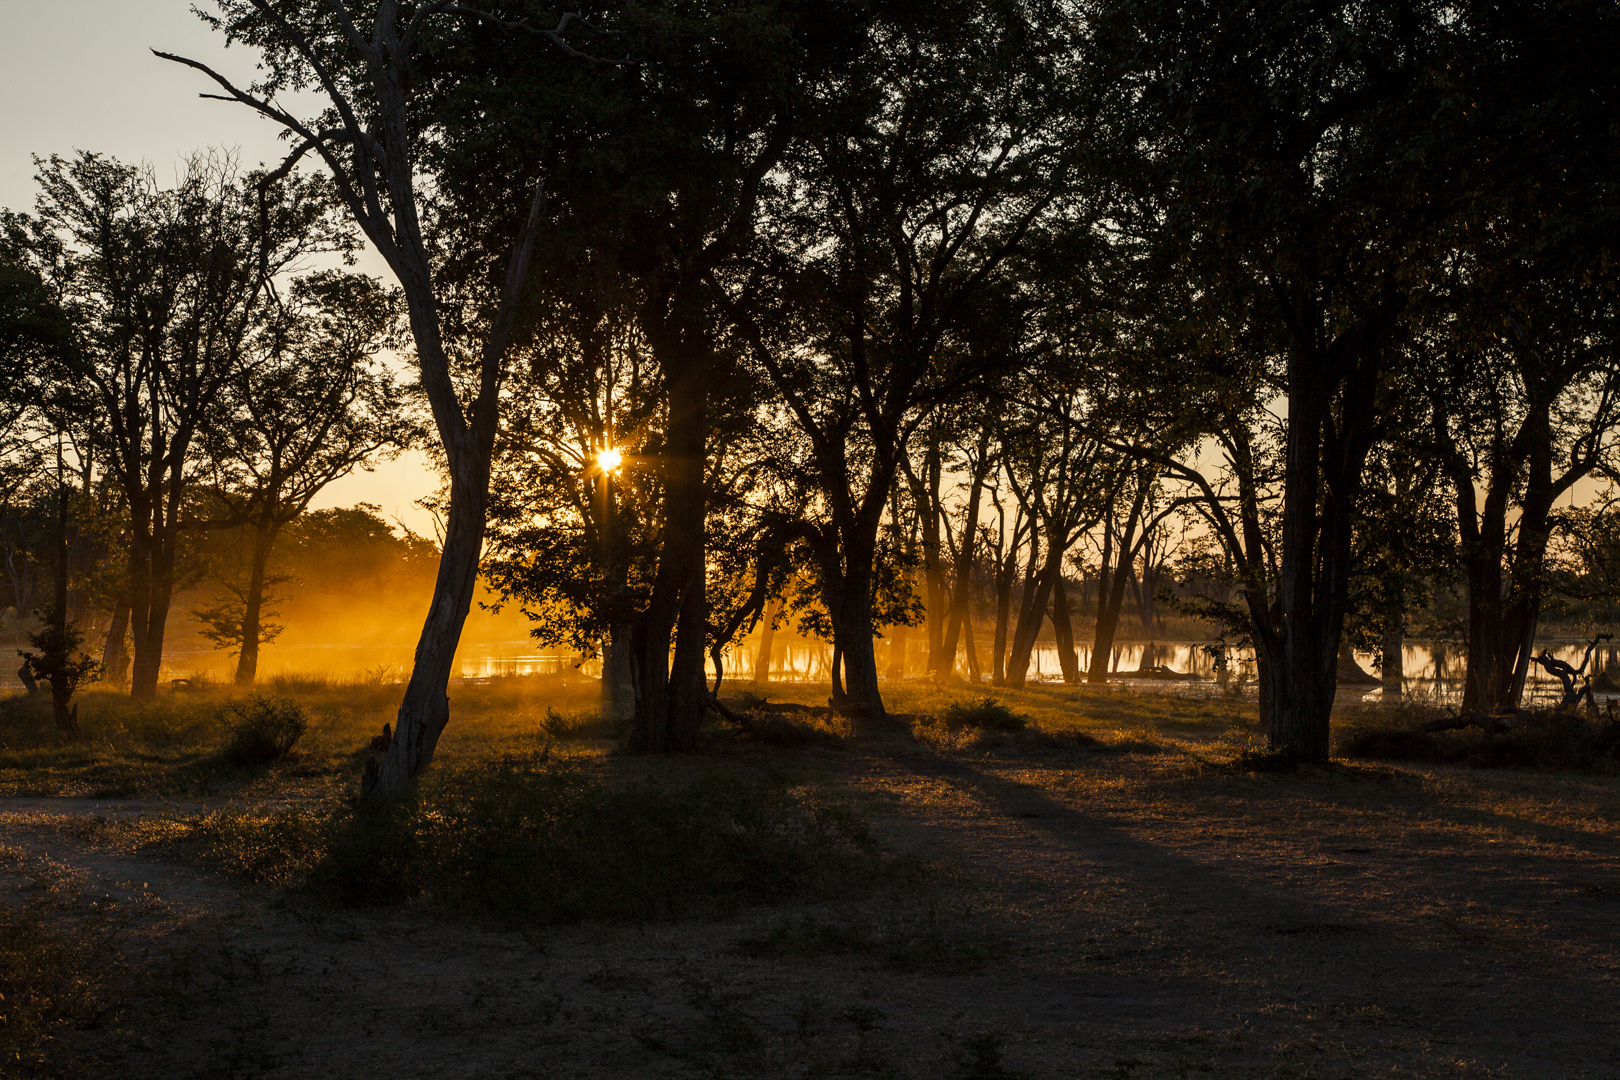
[0,678,1615,1079]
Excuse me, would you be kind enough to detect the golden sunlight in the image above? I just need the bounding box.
[598,446,623,472]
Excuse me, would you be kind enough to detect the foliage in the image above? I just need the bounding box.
[0,897,128,1075]
[1338,709,1620,774]
[221,694,310,766]
[940,697,1028,733]
[17,611,101,701]
[301,763,880,925]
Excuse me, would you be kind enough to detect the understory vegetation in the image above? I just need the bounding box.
[0,673,1617,1076]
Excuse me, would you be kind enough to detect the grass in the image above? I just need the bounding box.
[4,671,1620,1078]
[110,756,883,926]
[0,672,611,798]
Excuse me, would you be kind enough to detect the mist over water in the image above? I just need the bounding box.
[92,636,1616,709]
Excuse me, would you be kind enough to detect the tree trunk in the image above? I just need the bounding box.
[831,599,883,717]
[100,595,130,688]
[1004,551,1057,690]
[628,337,710,752]
[917,443,946,674]
[963,607,981,682]
[234,514,279,687]
[1088,540,1135,684]
[885,618,909,680]
[935,465,987,677]
[379,461,487,790]
[601,626,635,722]
[991,548,1014,685]
[1381,618,1403,697]
[752,597,781,687]
[1050,572,1080,683]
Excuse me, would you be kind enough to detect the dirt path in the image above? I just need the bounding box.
[3,749,1618,1080]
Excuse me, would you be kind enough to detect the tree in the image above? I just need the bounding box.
[1092,0,1460,761]
[1417,0,1620,712]
[194,270,413,685]
[730,0,1084,715]
[13,151,339,699]
[169,1,619,789]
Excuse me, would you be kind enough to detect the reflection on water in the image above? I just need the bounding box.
[6,636,1617,703]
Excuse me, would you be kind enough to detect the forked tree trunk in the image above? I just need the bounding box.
[1004,553,1057,690]
[1050,573,1080,683]
[628,341,710,752]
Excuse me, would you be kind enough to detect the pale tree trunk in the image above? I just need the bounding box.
[753,597,781,686]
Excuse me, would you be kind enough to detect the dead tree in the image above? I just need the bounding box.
[1530,633,1612,712]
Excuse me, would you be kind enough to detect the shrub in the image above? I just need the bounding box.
[0,901,127,1073]
[222,695,309,766]
[941,697,1027,733]
[302,761,881,925]
[1337,709,1620,772]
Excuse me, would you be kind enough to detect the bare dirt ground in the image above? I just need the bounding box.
[4,726,1618,1080]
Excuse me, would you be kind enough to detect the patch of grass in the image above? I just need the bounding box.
[143,759,884,926]
[221,695,310,766]
[941,697,1028,733]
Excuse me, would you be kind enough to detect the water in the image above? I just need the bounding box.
[5,636,1615,704]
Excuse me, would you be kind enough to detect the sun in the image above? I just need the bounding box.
[597,446,623,472]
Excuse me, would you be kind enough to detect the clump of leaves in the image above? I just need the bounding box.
[941,697,1027,733]
[221,694,309,766]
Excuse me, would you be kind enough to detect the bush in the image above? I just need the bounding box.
[222,695,309,766]
[940,697,1027,733]
[1338,709,1620,772]
[301,761,881,925]
[0,901,127,1073]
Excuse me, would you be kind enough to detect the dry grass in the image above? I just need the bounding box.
[1,674,1618,1078]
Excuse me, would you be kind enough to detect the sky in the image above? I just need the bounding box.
[0,0,439,535]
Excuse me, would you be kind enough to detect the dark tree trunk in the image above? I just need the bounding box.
[100,594,130,688]
[380,462,487,785]
[991,545,1015,684]
[885,618,909,680]
[234,514,281,687]
[1051,573,1079,683]
[935,464,987,678]
[1004,549,1057,690]
[628,341,710,751]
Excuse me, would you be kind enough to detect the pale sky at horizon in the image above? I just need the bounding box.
[1,0,439,534]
